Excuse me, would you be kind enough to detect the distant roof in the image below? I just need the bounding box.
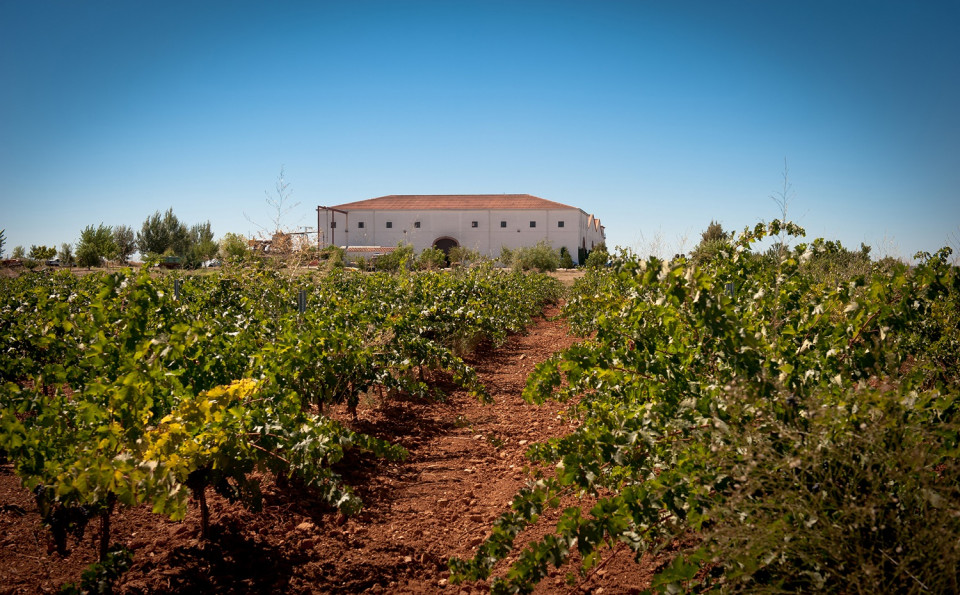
[330,194,578,211]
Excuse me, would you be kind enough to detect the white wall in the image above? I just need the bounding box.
[324,207,603,264]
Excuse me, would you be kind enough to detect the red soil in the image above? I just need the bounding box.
[1,307,668,594]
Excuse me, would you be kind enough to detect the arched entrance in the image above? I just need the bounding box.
[433,237,459,256]
[433,237,459,266]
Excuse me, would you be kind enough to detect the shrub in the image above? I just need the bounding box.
[449,246,481,268]
[318,245,344,270]
[584,242,608,268]
[512,240,560,272]
[374,244,414,272]
[416,247,447,270]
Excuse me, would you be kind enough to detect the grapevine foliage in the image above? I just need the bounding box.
[450,222,960,593]
[0,265,562,558]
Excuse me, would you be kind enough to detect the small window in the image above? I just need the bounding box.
[386,221,393,229]
[414,221,421,229]
[471,221,478,228]
[357,221,365,229]
[558,221,565,228]
[500,221,507,228]
[529,221,536,228]
[330,221,337,229]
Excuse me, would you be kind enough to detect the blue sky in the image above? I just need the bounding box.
[2,0,958,260]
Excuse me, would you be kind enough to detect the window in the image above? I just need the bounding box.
[471,221,478,228]
[558,221,565,228]
[500,221,507,228]
[386,221,393,229]
[330,221,337,229]
[414,221,421,229]
[529,221,536,228]
[357,221,364,229]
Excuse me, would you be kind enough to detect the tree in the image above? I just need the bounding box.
[0,229,5,258]
[165,210,190,258]
[137,208,189,258]
[187,221,218,265]
[76,224,117,268]
[691,221,731,265]
[219,233,249,262]
[584,242,609,268]
[374,244,414,272]
[12,246,25,259]
[416,247,447,270]
[559,246,574,269]
[449,246,481,268]
[113,225,136,263]
[58,243,74,267]
[137,211,166,255]
[29,245,57,260]
[512,240,560,272]
[244,166,301,243]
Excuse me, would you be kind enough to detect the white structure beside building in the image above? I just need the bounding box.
[318,194,605,265]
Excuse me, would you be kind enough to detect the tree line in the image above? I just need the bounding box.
[4,209,252,269]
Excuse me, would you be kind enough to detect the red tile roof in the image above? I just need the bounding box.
[330,194,578,211]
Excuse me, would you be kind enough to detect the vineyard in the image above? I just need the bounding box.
[2,222,959,593]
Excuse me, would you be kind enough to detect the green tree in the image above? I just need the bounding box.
[11,245,25,259]
[76,224,117,268]
[449,246,481,268]
[512,241,560,272]
[29,245,57,260]
[584,242,609,268]
[559,246,574,268]
[218,232,249,262]
[113,225,136,263]
[137,208,190,258]
[187,221,218,266]
[58,243,74,267]
[164,210,190,258]
[137,211,167,256]
[374,244,414,272]
[416,247,447,270]
[691,220,731,264]
[0,229,5,257]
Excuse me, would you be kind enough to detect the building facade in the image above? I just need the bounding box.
[319,194,605,265]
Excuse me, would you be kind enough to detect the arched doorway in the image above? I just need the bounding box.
[433,237,459,266]
[433,237,459,255]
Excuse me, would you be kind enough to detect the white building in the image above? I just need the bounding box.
[318,194,605,265]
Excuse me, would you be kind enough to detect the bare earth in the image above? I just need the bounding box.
[1,305,668,594]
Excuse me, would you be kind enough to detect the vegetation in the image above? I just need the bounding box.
[583,242,608,268]
[136,209,191,259]
[0,265,562,563]
[450,221,960,593]
[57,243,74,267]
[112,225,136,263]
[374,244,414,272]
[218,232,250,262]
[416,246,447,270]
[502,240,561,272]
[29,245,57,261]
[449,246,482,268]
[75,224,118,268]
[690,219,732,264]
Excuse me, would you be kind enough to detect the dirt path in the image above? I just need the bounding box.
[1,308,655,594]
